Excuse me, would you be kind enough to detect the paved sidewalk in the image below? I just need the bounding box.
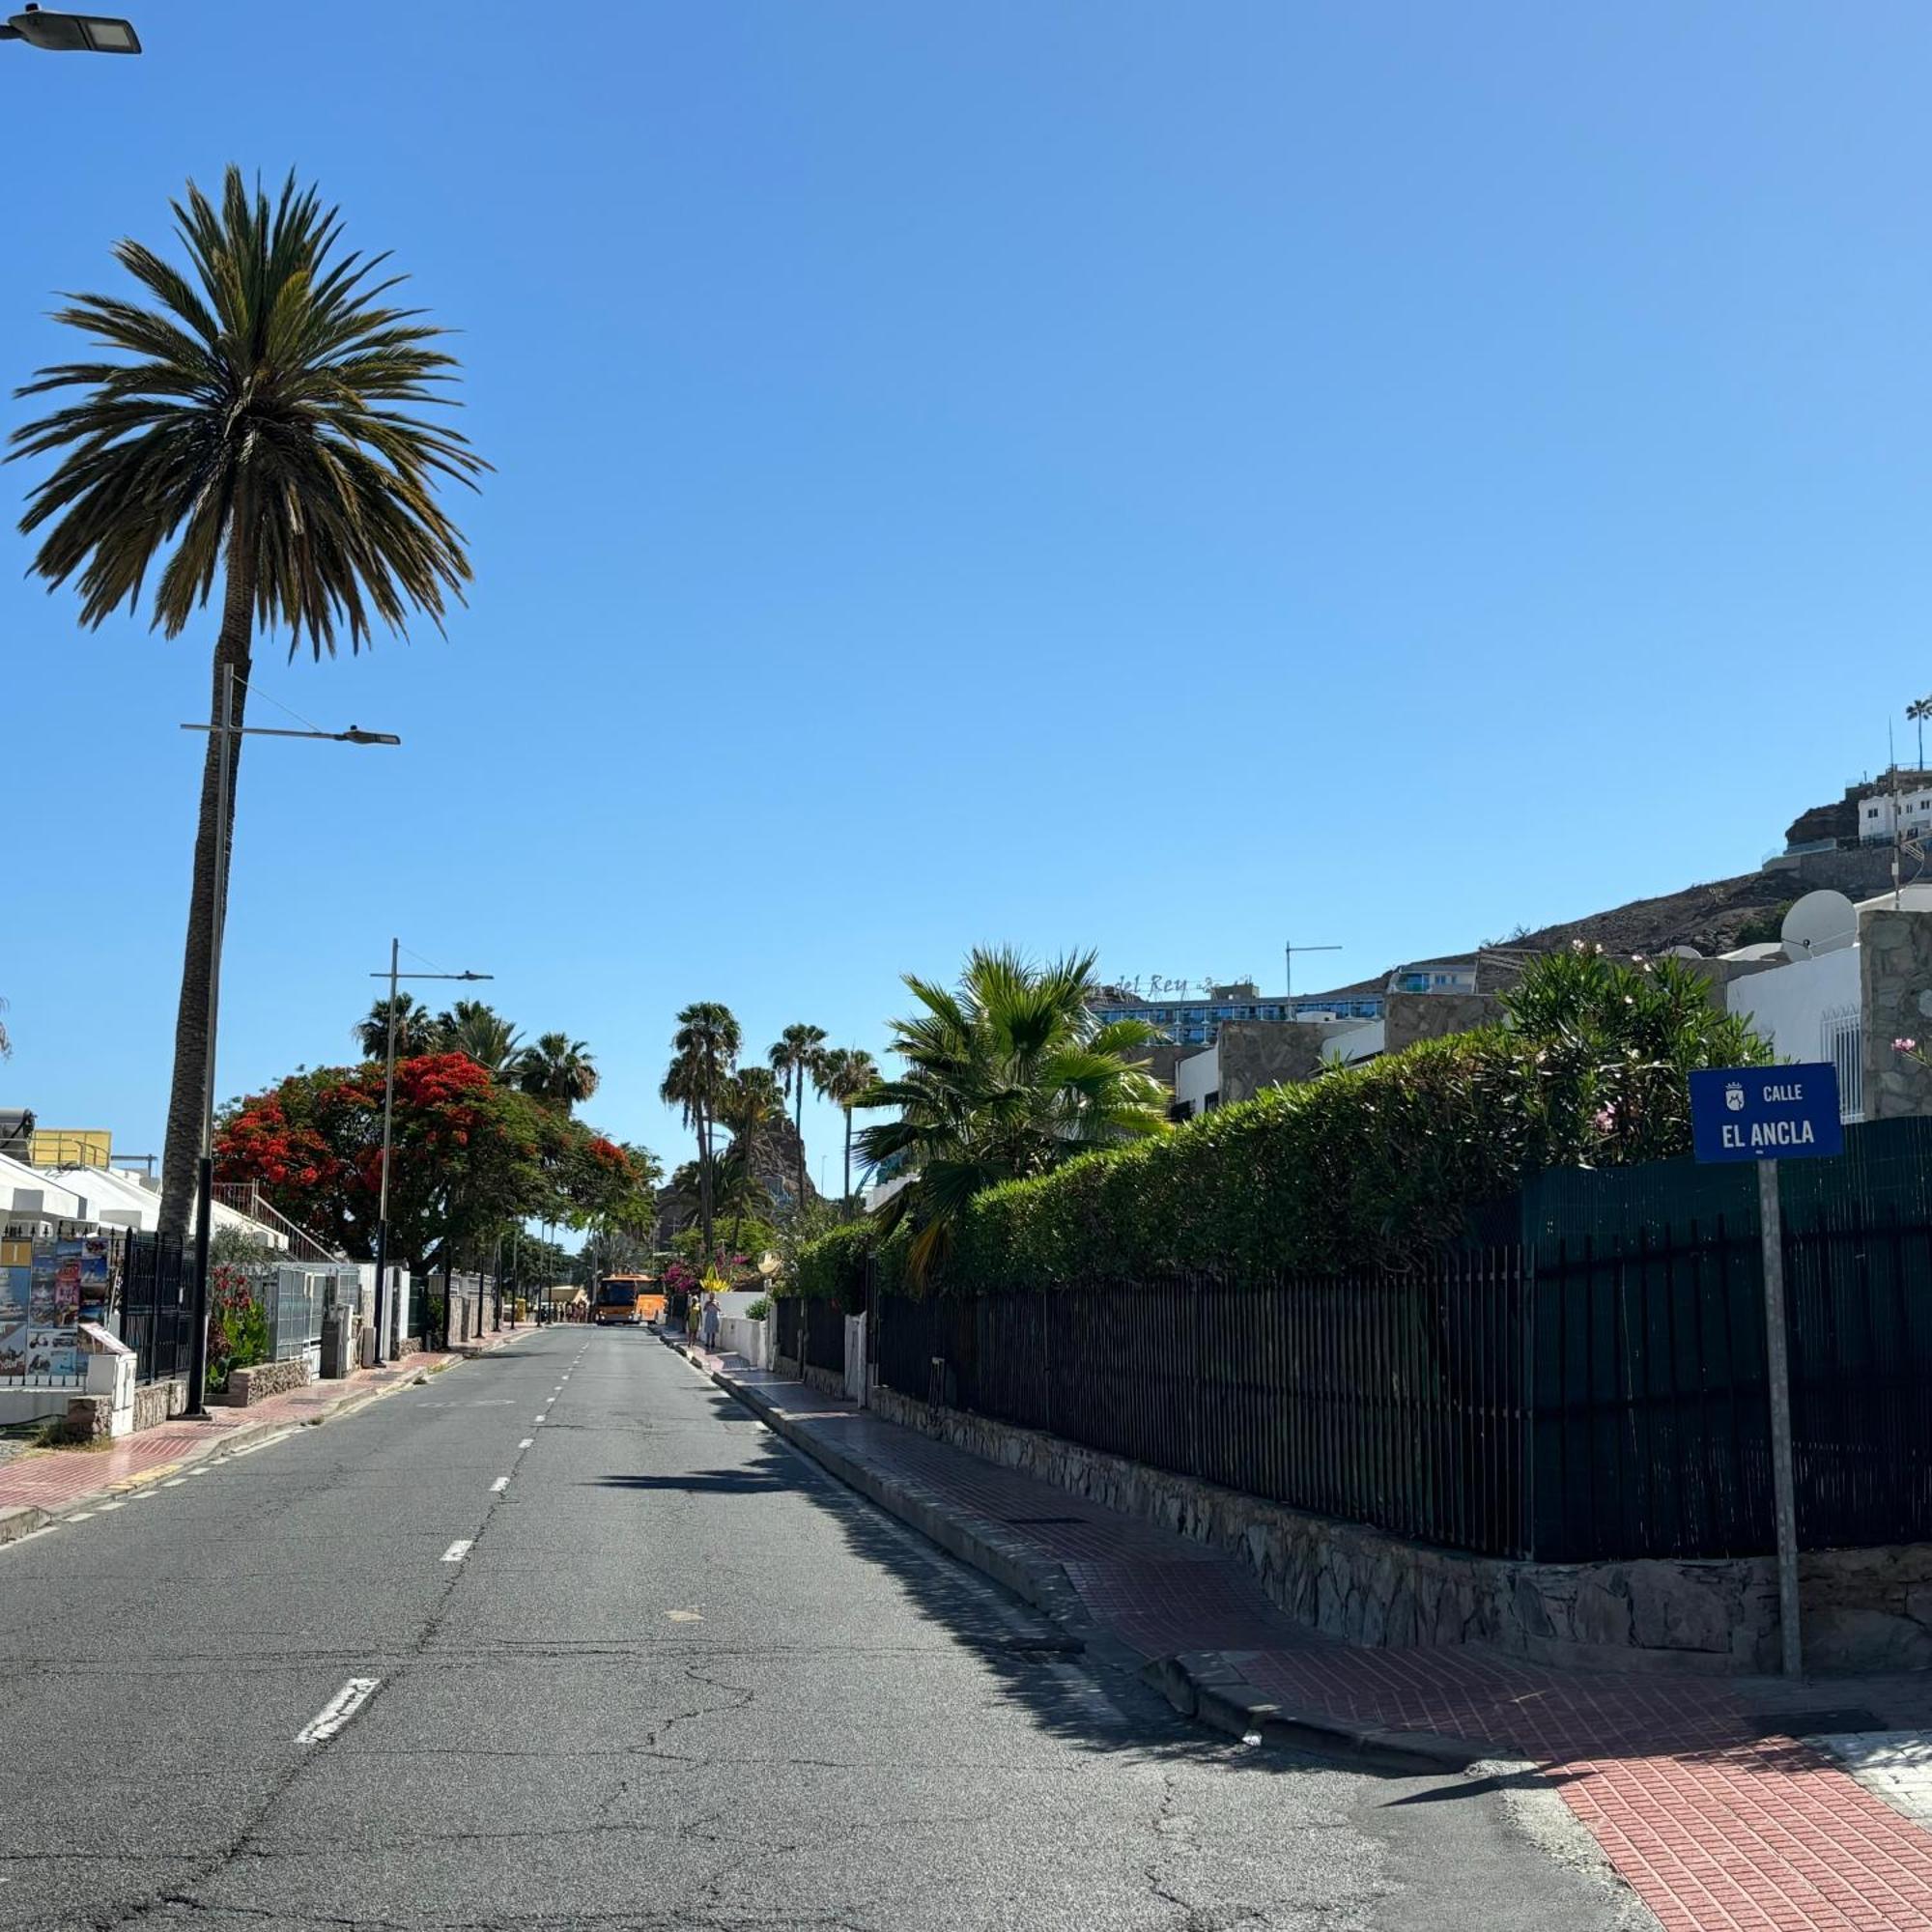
[0,1323,525,1532]
[681,1342,1932,1932]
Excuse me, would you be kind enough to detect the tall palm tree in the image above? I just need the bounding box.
[11,168,485,1239]
[660,1002,740,1263]
[856,948,1168,1285]
[0,997,10,1061]
[436,1000,523,1078]
[516,1033,599,1111]
[768,1022,827,1216]
[820,1047,880,1216]
[716,1065,782,1254]
[1909,696,1932,771]
[355,993,435,1062]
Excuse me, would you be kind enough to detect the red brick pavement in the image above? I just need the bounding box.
[688,1345,1932,1932]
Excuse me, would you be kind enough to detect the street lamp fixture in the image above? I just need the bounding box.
[0,7,141,51]
[366,945,492,1364]
[177,668,399,1415]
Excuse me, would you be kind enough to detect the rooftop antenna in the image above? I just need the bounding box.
[1284,939,1342,998]
[1891,722,1904,909]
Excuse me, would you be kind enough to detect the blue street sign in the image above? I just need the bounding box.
[1689,1063,1843,1164]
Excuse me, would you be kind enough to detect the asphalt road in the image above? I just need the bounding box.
[0,1329,1654,1930]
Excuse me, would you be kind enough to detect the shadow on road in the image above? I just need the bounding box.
[622,1383,1330,1776]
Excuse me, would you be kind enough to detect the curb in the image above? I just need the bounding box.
[1145,1651,1488,1772]
[0,1503,50,1548]
[673,1341,1487,1775]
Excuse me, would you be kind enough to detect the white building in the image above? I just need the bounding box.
[1720,885,1932,1122]
[1856,785,1932,846]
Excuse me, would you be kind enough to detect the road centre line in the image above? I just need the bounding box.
[440,1540,473,1563]
[297,1677,381,1744]
[491,1476,509,1492]
[519,1437,533,1448]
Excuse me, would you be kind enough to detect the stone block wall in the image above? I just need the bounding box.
[1212,1023,1327,1105]
[130,1378,186,1434]
[1861,908,1932,1119]
[1382,992,1503,1055]
[222,1357,312,1406]
[869,1385,1932,1675]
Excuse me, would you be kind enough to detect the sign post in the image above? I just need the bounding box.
[1689,1062,1843,1680]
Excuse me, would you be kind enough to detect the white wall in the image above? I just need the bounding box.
[1174,1044,1220,1114]
[0,1153,86,1221]
[1320,1018,1384,1065]
[1725,947,1861,1065]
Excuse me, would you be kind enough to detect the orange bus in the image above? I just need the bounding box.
[593,1275,664,1326]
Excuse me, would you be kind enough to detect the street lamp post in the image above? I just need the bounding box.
[367,944,492,1365]
[179,668,399,1415]
[0,7,140,51]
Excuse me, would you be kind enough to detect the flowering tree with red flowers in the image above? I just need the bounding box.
[216,1053,656,1270]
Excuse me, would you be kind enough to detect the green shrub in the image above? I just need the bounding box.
[815,950,1769,1294]
[793,1219,874,1301]
[743,1294,772,1321]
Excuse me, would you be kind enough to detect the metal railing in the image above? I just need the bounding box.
[861,1117,1932,1567]
[211,1183,345,1264]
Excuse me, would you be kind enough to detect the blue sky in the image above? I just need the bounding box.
[4,1,1929,1192]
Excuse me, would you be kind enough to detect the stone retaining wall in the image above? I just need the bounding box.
[801,1364,844,1400]
[130,1378,186,1434]
[222,1357,311,1407]
[869,1387,1932,1675]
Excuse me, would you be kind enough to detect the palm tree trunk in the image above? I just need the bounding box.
[795,1081,806,1216]
[697,1101,716,1264]
[842,1105,853,1219]
[158,516,257,1240]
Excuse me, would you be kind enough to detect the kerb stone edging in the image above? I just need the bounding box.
[0,1504,50,1548]
[673,1340,1481,1772]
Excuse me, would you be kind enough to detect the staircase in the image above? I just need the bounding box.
[211,1183,346,1265]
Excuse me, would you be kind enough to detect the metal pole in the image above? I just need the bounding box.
[1758,1157,1804,1678]
[371,938,400,1366]
[186,665,237,1416]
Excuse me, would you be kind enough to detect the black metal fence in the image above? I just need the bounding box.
[875,1256,1529,1557]
[120,1230,193,1385]
[775,1294,802,1366]
[869,1117,1932,1566]
[804,1298,846,1376]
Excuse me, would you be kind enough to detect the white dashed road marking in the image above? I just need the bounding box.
[440,1540,473,1563]
[491,1476,509,1493]
[519,1437,533,1449]
[298,1678,381,1744]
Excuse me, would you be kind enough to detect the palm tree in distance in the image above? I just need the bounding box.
[11,168,486,1239]
[716,1065,782,1255]
[437,1000,523,1078]
[660,1002,741,1264]
[516,1033,599,1111]
[1909,696,1932,771]
[820,1047,880,1216]
[355,993,436,1062]
[769,1023,828,1217]
[856,948,1169,1286]
[0,997,11,1061]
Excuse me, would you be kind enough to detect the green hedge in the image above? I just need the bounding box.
[797,952,1771,1295]
[791,1219,875,1302]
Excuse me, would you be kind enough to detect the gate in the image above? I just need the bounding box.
[119,1231,192,1385]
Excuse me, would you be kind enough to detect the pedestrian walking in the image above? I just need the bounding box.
[700,1293,721,1353]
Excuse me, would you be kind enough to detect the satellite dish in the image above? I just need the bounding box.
[1664,945,1705,960]
[1780,890,1857,960]
[1726,942,1786,962]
